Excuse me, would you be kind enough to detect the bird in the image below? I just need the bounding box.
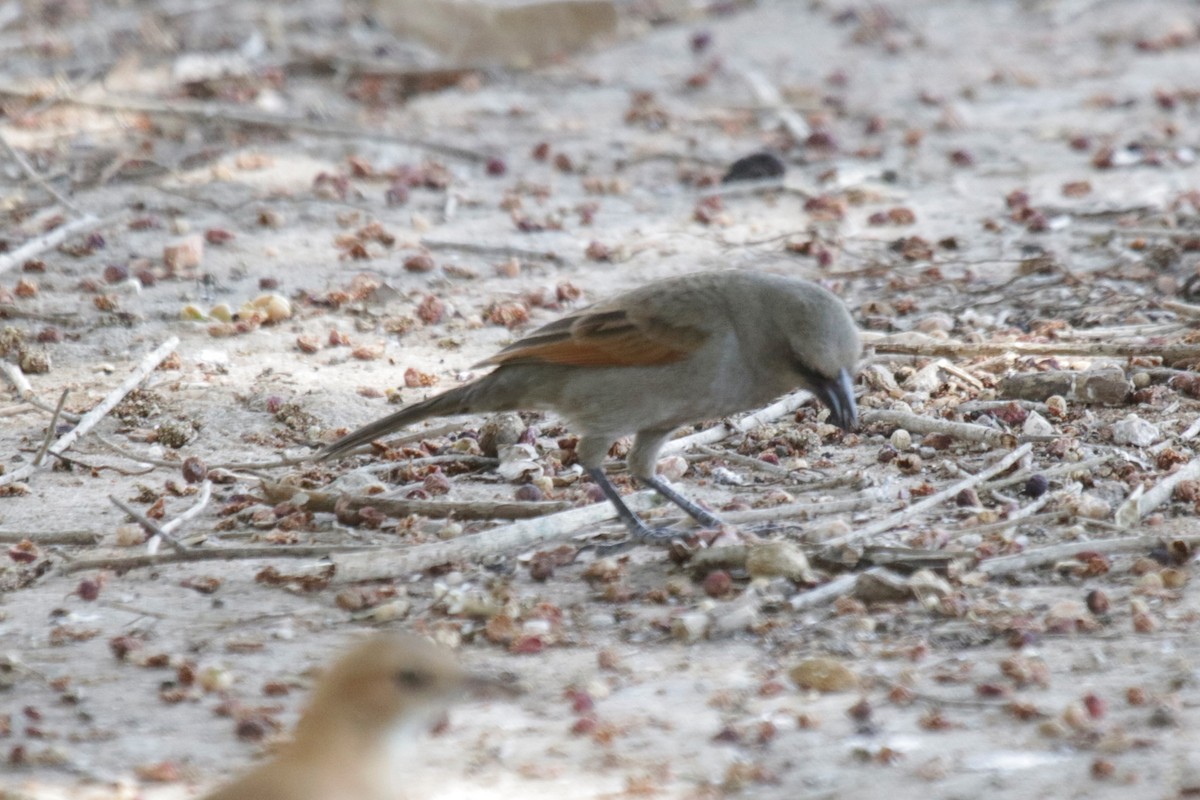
[318,270,861,543]
[201,632,506,800]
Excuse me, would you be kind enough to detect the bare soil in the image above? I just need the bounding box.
[3,1,1200,798]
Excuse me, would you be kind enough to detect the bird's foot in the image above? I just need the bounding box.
[639,474,725,529]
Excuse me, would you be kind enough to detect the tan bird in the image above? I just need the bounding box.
[201,633,503,800]
[319,270,861,542]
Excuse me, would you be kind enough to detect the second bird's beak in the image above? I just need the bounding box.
[813,368,858,431]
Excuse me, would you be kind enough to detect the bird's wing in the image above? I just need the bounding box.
[476,302,709,368]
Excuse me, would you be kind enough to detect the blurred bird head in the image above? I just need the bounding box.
[296,632,513,744]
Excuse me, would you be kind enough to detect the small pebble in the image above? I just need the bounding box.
[1024,474,1049,498]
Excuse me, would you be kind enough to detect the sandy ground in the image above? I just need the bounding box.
[3,0,1200,798]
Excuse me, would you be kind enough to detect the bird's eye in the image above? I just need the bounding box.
[394,668,430,689]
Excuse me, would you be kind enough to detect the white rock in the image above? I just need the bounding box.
[671,611,710,643]
[904,362,943,393]
[711,466,744,486]
[1023,411,1055,436]
[1111,414,1160,447]
[656,455,688,481]
[497,443,543,482]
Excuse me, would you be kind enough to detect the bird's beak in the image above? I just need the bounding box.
[813,368,858,431]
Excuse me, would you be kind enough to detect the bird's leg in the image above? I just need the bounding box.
[638,474,725,529]
[585,467,679,544]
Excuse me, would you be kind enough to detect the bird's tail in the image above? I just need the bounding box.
[317,384,474,461]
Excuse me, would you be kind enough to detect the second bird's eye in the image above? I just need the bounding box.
[395,668,430,689]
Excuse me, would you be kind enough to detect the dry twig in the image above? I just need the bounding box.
[261,481,571,520]
[293,492,659,584]
[694,445,797,478]
[0,129,83,214]
[59,543,373,575]
[724,486,894,525]
[734,63,811,141]
[32,389,68,467]
[0,530,101,545]
[788,568,886,612]
[822,443,1034,548]
[0,213,116,276]
[987,454,1113,491]
[109,493,189,555]
[663,389,817,455]
[977,534,1200,577]
[153,479,213,551]
[863,409,1010,446]
[862,331,1200,361]
[0,362,83,421]
[0,337,179,486]
[1135,457,1200,516]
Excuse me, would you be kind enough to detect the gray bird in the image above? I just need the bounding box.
[319,270,861,541]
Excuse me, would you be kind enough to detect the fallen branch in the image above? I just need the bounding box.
[862,330,1200,362]
[0,530,101,545]
[115,479,213,555]
[860,547,960,571]
[0,361,83,421]
[1160,300,1200,320]
[90,433,182,468]
[663,389,815,455]
[862,409,1010,446]
[361,454,499,472]
[0,337,179,486]
[261,481,571,520]
[822,443,1034,548]
[977,534,1200,577]
[935,358,985,389]
[0,403,35,417]
[159,479,212,542]
[694,445,797,478]
[987,454,1113,492]
[724,487,893,525]
[1135,457,1200,516]
[295,492,659,584]
[59,543,373,575]
[110,493,189,555]
[1,360,34,398]
[0,128,83,214]
[0,213,115,276]
[0,304,114,326]
[788,568,887,612]
[973,494,1055,532]
[32,389,68,467]
[734,62,811,141]
[957,399,1049,415]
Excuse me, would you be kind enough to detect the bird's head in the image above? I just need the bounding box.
[779,279,861,431]
[298,632,511,744]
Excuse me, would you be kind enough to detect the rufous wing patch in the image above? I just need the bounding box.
[477,308,707,368]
